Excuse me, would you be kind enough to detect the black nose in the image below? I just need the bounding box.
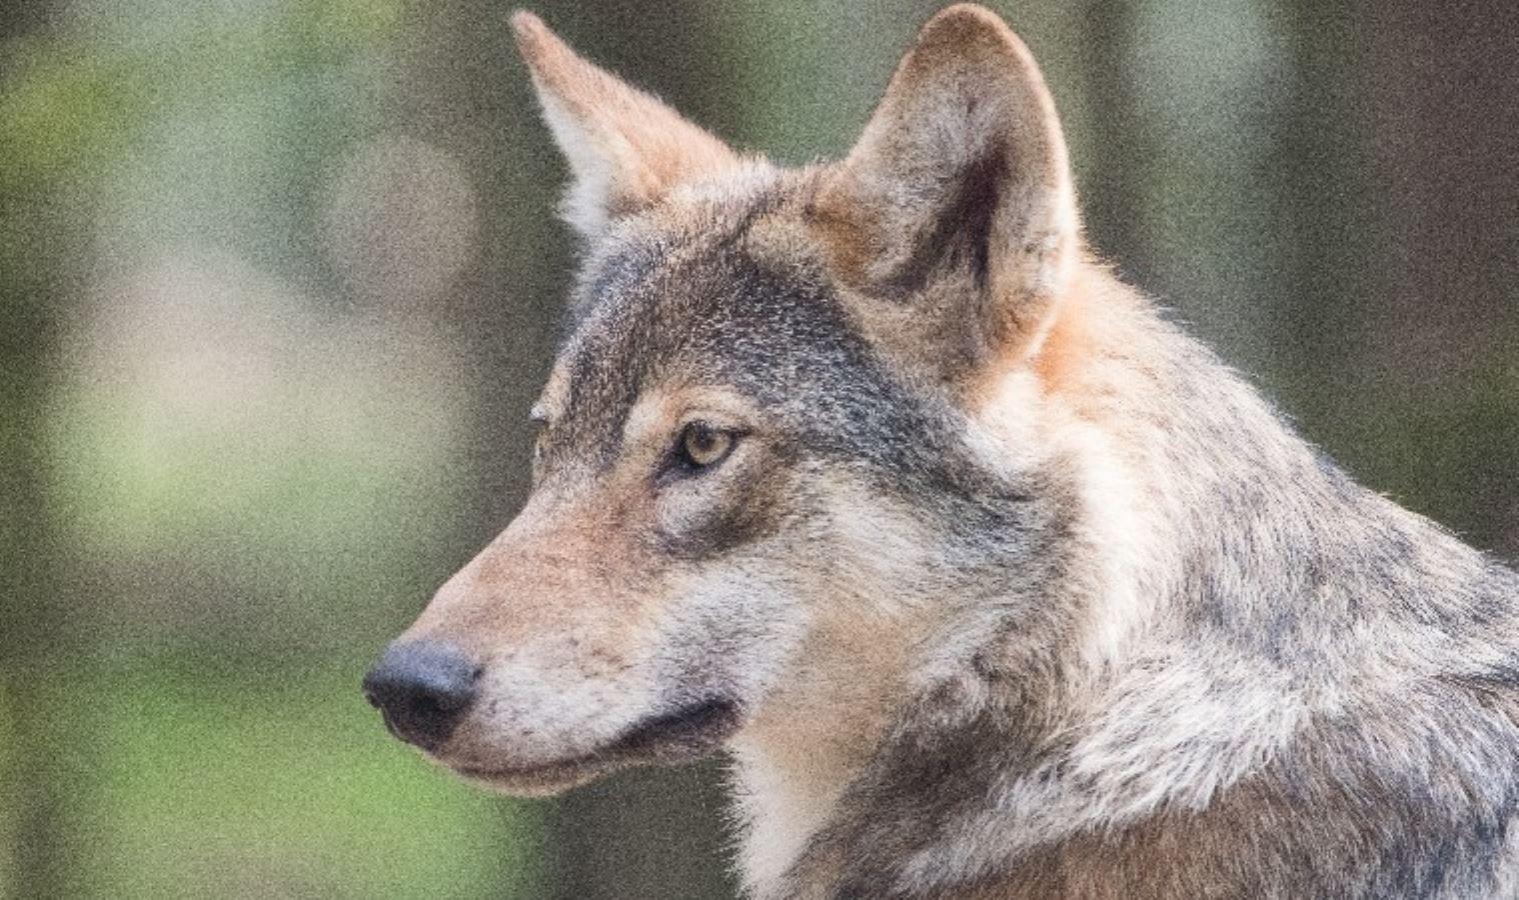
[362,641,479,749]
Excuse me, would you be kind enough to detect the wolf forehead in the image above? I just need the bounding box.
[545,185,871,450]
[536,180,1016,502]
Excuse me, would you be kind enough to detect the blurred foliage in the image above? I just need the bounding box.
[69,657,542,897]
[0,0,398,199]
[0,0,525,896]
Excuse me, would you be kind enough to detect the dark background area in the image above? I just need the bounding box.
[1,0,1514,896]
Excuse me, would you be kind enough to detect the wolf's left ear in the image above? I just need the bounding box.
[814,4,1079,378]
[511,11,741,241]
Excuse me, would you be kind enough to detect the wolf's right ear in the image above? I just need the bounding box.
[813,5,1079,382]
[511,11,740,241]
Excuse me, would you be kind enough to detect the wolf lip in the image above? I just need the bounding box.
[609,696,740,756]
[450,697,740,791]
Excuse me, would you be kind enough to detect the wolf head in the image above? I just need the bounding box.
[365,4,1089,796]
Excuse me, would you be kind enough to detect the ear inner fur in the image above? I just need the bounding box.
[812,3,1080,382]
[510,10,741,238]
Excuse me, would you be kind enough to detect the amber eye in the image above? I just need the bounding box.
[679,421,735,470]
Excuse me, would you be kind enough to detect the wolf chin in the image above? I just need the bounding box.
[363,5,1519,897]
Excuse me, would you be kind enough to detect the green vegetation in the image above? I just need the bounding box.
[72,657,539,898]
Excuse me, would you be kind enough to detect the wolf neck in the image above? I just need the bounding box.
[731,266,1492,897]
[726,267,1305,895]
[727,622,910,896]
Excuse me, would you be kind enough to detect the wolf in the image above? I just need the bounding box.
[363,5,1519,897]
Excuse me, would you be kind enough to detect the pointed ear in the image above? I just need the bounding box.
[813,4,1079,379]
[510,11,741,241]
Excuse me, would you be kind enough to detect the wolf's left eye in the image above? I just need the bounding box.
[678,422,736,471]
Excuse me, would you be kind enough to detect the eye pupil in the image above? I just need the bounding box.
[681,422,733,468]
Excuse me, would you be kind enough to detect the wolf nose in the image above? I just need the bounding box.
[362,641,480,750]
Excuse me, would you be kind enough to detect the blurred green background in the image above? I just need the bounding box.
[1,0,1514,897]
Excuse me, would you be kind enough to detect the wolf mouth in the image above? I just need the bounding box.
[451,697,740,792]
